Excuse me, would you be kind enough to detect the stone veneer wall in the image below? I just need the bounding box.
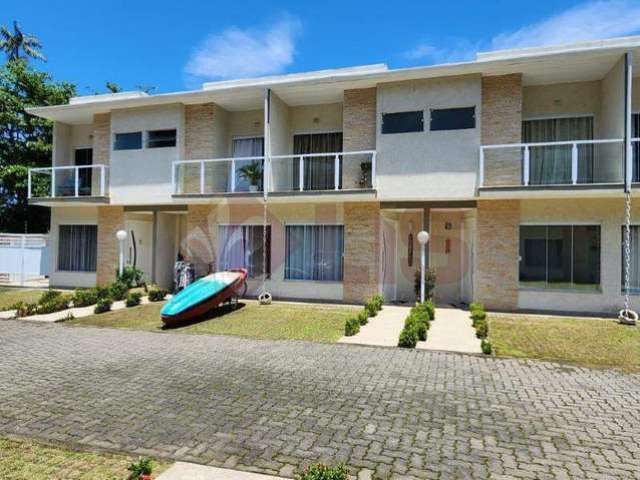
[474,200,519,310]
[343,88,376,189]
[96,206,124,285]
[186,204,218,277]
[481,74,522,186]
[343,202,380,303]
[92,113,111,166]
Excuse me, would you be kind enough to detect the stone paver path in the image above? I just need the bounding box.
[418,307,482,354]
[338,305,409,347]
[1,321,640,479]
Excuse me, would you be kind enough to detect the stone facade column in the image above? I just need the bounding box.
[92,113,111,166]
[481,74,523,186]
[343,202,380,303]
[343,88,377,189]
[474,200,520,310]
[96,205,124,285]
[186,204,218,277]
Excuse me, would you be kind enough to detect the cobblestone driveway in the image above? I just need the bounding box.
[1,321,639,479]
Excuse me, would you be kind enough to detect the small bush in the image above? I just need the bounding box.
[364,300,378,317]
[125,291,143,308]
[72,289,98,307]
[469,302,484,313]
[357,310,369,326]
[481,339,492,355]
[36,293,72,314]
[344,316,360,336]
[371,294,384,311]
[148,287,168,302]
[415,321,427,341]
[414,268,436,299]
[413,300,435,321]
[127,457,153,480]
[38,289,62,305]
[12,301,37,317]
[94,285,111,300]
[398,324,418,348]
[94,297,113,314]
[298,463,348,480]
[108,281,129,301]
[117,265,145,288]
[475,320,488,339]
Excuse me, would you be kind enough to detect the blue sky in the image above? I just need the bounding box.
[4,0,640,94]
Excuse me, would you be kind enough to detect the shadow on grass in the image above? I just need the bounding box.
[160,301,247,331]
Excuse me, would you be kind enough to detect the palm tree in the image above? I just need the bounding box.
[0,21,46,62]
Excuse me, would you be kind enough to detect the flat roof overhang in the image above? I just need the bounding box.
[28,196,110,207]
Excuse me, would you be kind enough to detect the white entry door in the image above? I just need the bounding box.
[124,219,153,282]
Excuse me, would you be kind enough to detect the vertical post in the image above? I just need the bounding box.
[571,143,579,185]
[334,154,340,190]
[478,148,484,187]
[20,234,25,287]
[100,166,106,196]
[51,168,56,197]
[624,52,633,192]
[231,159,236,192]
[420,243,425,303]
[299,156,304,191]
[200,161,205,194]
[171,162,176,194]
[74,167,79,197]
[371,152,377,189]
[27,169,32,199]
[523,146,530,186]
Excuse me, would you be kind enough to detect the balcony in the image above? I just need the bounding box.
[28,165,109,202]
[479,139,632,189]
[172,151,376,197]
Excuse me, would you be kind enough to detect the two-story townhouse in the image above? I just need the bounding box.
[26,36,640,314]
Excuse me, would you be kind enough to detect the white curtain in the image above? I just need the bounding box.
[218,225,270,277]
[285,225,344,281]
[293,133,343,190]
[58,225,97,272]
[232,138,264,192]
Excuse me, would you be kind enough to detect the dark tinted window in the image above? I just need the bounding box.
[114,132,142,150]
[430,107,475,131]
[381,111,423,134]
[58,225,97,272]
[147,129,177,148]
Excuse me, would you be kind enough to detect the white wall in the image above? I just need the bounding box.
[599,56,626,182]
[154,212,178,289]
[49,206,98,288]
[376,75,481,200]
[110,104,184,204]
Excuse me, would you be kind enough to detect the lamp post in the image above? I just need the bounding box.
[116,230,127,276]
[417,230,430,303]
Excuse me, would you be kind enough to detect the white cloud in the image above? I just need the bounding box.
[403,0,640,64]
[185,15,301,81]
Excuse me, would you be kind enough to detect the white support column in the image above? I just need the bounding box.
[51,169,56,197]
[571,143,579,185]
[100,166,106,196]
[334,154,340,190]
[171,162,176,194]
[478,148,484,187]
[523,146,530,186]
[199,161,205,194]
[231,159,236,193]
[74,167,79,197]
[299,156,304,191]
[27,169,32,199]
[371,152,377,189]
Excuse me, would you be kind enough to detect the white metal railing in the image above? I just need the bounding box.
[172,151,376,195]
[479,139,624,187]
[28,165,109,198]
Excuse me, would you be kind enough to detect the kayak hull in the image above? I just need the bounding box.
[160,268,248,327]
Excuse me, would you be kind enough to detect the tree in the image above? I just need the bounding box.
[0,60,75,232]
[105,81,121,93]
[0,21,46,62]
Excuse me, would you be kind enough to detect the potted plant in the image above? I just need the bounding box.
[127,457,153,480]
[238,161,262,192]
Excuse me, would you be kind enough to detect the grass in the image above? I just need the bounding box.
[488,314,640,372]
[67,301,358,343]
[0,288,45,311]
[0,436,168,480]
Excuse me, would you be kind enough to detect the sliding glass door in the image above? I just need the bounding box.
[293,132,343,190]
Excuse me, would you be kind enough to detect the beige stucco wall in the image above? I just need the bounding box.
[523,81,601,122]
[290,103,343,137]
[599,57,626,182]
[376,75,481,200]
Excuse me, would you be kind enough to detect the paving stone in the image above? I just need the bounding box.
[0,320,639,480]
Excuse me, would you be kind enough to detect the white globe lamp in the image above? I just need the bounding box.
[116,230,127,276]
[417,230,430,303]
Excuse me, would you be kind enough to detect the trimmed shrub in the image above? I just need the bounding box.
[398,324,418,348]
[413,300,435,321]
[414,268,436,299]
[117,265,145,288]
[148,287,168,302]
[298,463,348,480]
[344,316,360,336]
[475,319,488,339]
[12,301,38,317]
[481,339,492,355]
[125,291,142,308]
[37,293,72,314]
[108,281,129,301]
[94,297,113,314]
[72,288,98,307]
[357,310,369,326]
[469,302,484,313]
[371,294,384,311]
[38,289,62,305]
[94,285,111,300]
[364,300,378,317]
[415,320,427,341]
[127,457,153,480]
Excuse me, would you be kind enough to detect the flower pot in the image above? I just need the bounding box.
[249,185,259,192]
[140,475,152,480]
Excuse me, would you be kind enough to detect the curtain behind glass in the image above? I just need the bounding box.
[285,225,344,281]
[293,133,343,190]
[218,225,270,278]
[58,225,97,272]
[232,138,264,192]
[523,117,593,184]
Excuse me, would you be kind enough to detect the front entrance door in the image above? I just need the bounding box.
[74,148,93,196]
[124,218,153,283]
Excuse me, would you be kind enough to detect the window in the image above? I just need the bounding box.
[58,225,97,272]
[285,225,344,281]
[147,129,177,148]
[519,225,600,290]
[430,107,475,131]
[293,132,343,190]
[622,226,640,293]
[218,225,270,278]
[381,111,423,134]
[114,132,142,150]
[232,137,264,192]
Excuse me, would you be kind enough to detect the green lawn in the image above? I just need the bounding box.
[0,288,45,311]
[0,437,168,480]
[488,315,640,372]
[67,301,357,343]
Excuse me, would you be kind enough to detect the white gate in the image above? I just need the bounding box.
[0,234,49,286]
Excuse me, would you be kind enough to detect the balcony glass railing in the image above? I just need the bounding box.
[28,165,109,198]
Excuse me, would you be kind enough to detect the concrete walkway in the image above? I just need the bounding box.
[158,463,285,480]
[338,305,409,347]
[418,307,482,353]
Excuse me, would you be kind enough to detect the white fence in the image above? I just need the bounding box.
[0,234,49,286]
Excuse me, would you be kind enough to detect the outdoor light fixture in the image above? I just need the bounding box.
[417,230,430,303]
[116,229,127,276]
